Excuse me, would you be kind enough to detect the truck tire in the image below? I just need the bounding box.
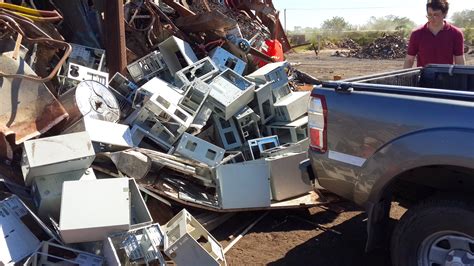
[391,197,474,266]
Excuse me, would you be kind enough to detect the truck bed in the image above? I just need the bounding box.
[343,64,474,92]
[309,64,474,205]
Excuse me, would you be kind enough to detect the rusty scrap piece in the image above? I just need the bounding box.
[175,10,237,33]
[0,13,72,82]
[0,52,68,158]
[105,0,127,76]
[146,1,190,43]
[161,0,196,17]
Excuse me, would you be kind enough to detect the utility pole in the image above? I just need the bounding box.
[284,8,287,34]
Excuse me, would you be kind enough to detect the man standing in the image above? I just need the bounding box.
[404,0,465,68]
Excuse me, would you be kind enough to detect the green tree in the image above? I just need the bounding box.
[321,16,351,33]
[451,9,474,28]
[361,15,416,31]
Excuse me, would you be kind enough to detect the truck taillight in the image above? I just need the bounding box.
[308,95,327,152]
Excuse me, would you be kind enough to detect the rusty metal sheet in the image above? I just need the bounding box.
[175,10,236,33]
[0,52,68,157]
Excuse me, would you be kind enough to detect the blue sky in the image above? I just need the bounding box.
[273,0,474,30]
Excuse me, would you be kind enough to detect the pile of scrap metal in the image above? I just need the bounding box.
[0,0,326,265]
[332,33,408,59]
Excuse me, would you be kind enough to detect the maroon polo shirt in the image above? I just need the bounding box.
[407,21,464,67]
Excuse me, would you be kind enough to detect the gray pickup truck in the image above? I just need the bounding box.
[304,64,474,266]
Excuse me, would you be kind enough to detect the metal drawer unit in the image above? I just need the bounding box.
[25,241,104,266]
[213,115,242,150]
[21,131,95,186]
[0,195,57,265]
[127,50,165,83]
[130,111,181,151]
[246,61,288,90]
[145,92,193,135]
[234,106,261,142]
[208,69,255,120]
[254,82,275,124]
[272,83,292,101]
[104,223,167,266]
[164,209,226,266]
[266,116,308,144]
[273,91,310,122]
[67,62,109,85]
[246,135,280,160]
[158,36,198,75]
[209,46,246,75]
[31,168,97,221]
[175,132,225,167]
[266,152,312,201]
[179,79,212,116]
[108,72,138,100]
[174,57,220,87]
[140,77,184,107]
[260,138,310,158]
[215,159,271,209]
[59,178,131,243]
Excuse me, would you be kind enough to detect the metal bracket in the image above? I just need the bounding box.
[254,82,275,124]
[209,46,246,75]
[175,132,226,167]
[246,135,280,160]
[212,115,242,150]
[174,56,220,87]
[266,116,308,144]
[158,36,198,76]
[234,106,261,142]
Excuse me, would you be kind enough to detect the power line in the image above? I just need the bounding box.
[285,7,405,11]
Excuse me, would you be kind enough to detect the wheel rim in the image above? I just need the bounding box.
[418,231,474,266]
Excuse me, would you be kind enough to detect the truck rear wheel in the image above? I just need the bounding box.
[391,197,474,266]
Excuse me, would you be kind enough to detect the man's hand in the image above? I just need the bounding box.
[454,55,465,65]
[403,55,415,68]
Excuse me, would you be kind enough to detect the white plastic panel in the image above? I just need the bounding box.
[59,178,130,243]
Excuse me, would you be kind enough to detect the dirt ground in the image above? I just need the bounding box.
[219,49,474,266]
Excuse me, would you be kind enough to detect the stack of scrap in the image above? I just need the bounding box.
[0,0,325,265]
[333,33,407,59]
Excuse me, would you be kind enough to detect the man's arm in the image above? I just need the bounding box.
[454,55,465,65]
[404,55,416,68]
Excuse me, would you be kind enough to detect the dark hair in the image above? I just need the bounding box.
[426,0,449,14]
